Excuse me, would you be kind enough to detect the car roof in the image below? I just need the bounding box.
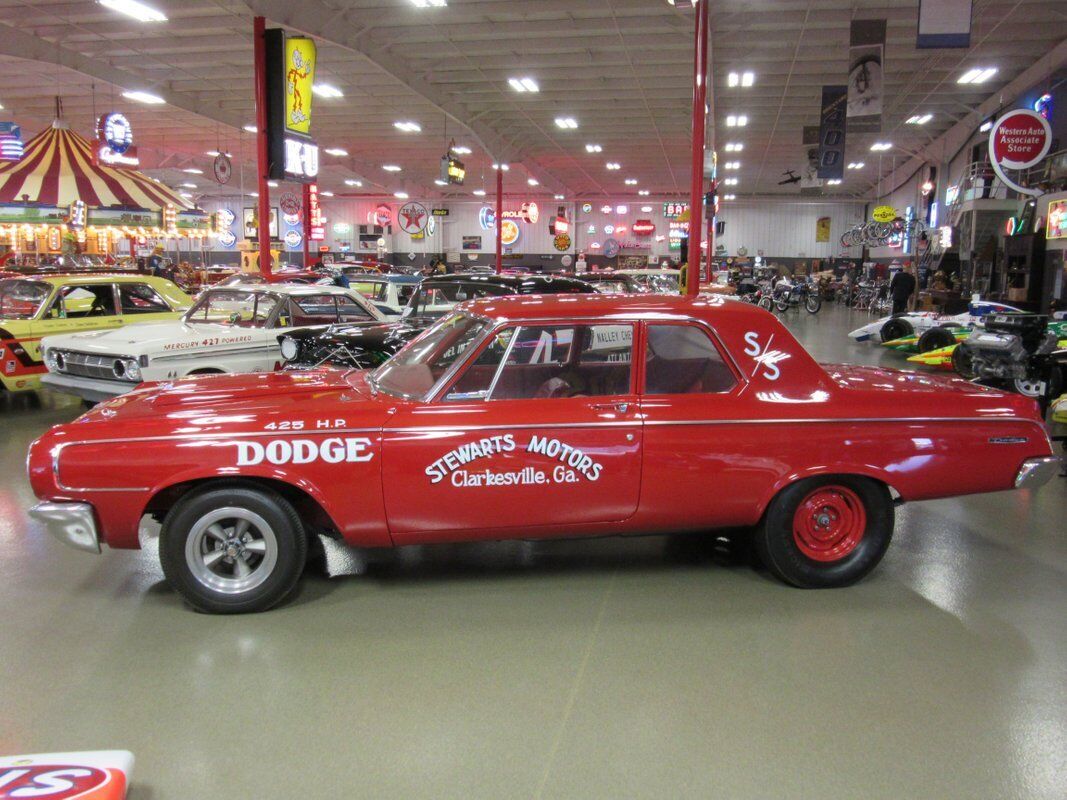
[463,292,756,323]
[4,273,172,286]
[422,273,594,290]
[215,282,355,296]
[614,269,680,276]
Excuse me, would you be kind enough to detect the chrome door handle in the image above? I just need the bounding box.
[591,402,629,413]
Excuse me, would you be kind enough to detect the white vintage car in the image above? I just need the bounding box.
[39,283,385,403]
[848,300,1024,347]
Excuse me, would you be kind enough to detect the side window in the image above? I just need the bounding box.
[396,284,416,305]
[490,324,633,400]
[49,284,118,318]
[288,294,341,326]
[336,295,374,323]
[444,328,516,401]
[119,283,170,314]
[644,324,737,395]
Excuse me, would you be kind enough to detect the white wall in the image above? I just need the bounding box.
[713,200,867,260]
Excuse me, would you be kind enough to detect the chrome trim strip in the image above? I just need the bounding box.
[639,416,1050,428]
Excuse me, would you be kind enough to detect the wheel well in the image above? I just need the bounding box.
[763,472,899,518]
[187,368,225,375]
[144,477,339,538]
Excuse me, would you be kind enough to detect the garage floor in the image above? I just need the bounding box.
[1,303,1064,800]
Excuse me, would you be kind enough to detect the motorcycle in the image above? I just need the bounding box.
[772,277,822,314]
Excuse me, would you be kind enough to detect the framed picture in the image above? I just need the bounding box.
[462,235,482,250]
[244,207,279,240]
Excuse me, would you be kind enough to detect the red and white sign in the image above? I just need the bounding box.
[633,219,656,236]
[989,109,1051,170]
[305,184,324,241]
[373,204,392,227]
[501,201,539,224]
[398,201,429,234]
[0,751,133,799]
[279,192,301,216]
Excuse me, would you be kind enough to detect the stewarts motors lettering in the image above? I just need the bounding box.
[235,437,373,466]
[426,434,603,486]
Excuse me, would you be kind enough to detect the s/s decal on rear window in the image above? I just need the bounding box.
[743,331,790,381]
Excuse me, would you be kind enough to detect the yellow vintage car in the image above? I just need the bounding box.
[1,274,192,393]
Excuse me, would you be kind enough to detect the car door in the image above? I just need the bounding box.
[382,320,643,540]
[27,282,122,362]
[115,281,182,324]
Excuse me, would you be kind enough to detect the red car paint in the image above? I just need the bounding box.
[27,295,1053,551]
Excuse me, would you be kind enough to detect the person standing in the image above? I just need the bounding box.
[147,245,166,278]
[889,263,917,315]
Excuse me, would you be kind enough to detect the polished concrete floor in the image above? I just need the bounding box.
[1,303,1064,799]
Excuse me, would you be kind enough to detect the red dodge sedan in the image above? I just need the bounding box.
[28,294,1059,613]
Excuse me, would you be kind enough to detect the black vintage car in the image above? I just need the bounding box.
[279,272,598,369]
[579,272,650,294]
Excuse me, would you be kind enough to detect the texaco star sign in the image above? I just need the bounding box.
[398,201,429,234]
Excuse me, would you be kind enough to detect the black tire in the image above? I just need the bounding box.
[804,293,822,314]
[879,317,913,343]
[160,484,307,614]
[951,343,976,378]
[757,296,773,311]
[775,295,790,312]
[754,476,893,588]
[917,326,957,353]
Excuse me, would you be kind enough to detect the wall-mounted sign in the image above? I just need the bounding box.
[587,224,596,235]
[988,108,1051,197]
[284,229,303,248]
[98,113,133,154]
[67,200,87,229]
[0,122,23,162]
[244,207,279,240]
[616,205,628,215]
[603,238,621,258]
[663,201,688,219]
[872,205,897,222]
[283,211,301,226]
[431,208,449,216]
[462,235,482,250]
[398,201,428,234]
[374,204,392,227]
[600,205,612,214]
[214,153,232,184]
[582,203,592,213]
[218,230,237,248]
[604,224,615,235]
[305,183,325,241]
[501,201,539,224]
[632,219,655,236]
[279,192,301,216]
[333,222,351,234]
[500,219,521,247]
[427,215,436,236]
[554,233,571,251]
[215,207,235,231]
[479,206,496,229]
[815,216,831,242]
[551,216,569,235]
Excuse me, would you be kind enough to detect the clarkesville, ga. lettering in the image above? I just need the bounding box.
[425,434,603,484]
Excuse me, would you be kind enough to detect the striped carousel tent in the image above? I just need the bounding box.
[0,120,190,211]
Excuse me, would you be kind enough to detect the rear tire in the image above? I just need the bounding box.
[951,343,976,378]
[879,317,913,343]
[755,476,893,588]
[917,326,957,353]
[160,485,307,614]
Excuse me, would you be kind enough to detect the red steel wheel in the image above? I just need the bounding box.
[791,485,867,562]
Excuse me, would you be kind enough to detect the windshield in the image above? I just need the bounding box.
[592,280,630,294]
[351,280,387,302]
[645,273,680,294]
[370,313,490,399]
[0,279,50,320]
[184,289,280,327]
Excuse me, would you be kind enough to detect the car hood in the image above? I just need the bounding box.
[40,321,250,356]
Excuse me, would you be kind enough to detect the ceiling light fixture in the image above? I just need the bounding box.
[122,90,164,104]
[638,190,650,196]
[554,194,565,200]
[312,83,344,98]
[344,179,363,187]
[724,142,743,152]
[723,177,738,186]
[725,114,748,127]
[473,189,487,196]
[410,0,447,7]
[393,121,421,133]
[727,71,755,88]
[204,150,231,157]
[382,164,402,172]
[906,114,933,125]
[624,178,638,185]
[434,179,447,186]
[267,181,278,188]
[722,194,736,200]
[508,77,540,93]
[605,162,621,170]
[182,168,203,174]
[724,161,740,169]
[527,178,539,186]
[554,117,578,129]
[847,162,865,169]
[979,120,993,133]
[826,179,842,185]
[452,146,472,154]
[180,182,197,188]
[394,191,409,199]
[323,147,349,156]
[243,124,257,133]
[641,205,653,212]
[492,163,509,171]
[585,143,602,153]
[870,142,892,151]
[179,192,193,199]
[98,0,167,23]
[320,191,334,197]
[957,67,997,84]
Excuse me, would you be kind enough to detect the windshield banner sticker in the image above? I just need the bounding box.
[426,434,603,486]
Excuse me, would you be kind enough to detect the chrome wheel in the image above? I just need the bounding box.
[184,507,279,595]
[1013,377,1046,398]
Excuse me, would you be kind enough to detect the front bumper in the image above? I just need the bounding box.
[29,501,101,553]
[41,372,131,403]
[1015,456,1062,490]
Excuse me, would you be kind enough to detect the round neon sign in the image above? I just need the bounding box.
[98,113,133,154]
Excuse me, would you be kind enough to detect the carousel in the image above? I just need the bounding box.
[0,118,211,269]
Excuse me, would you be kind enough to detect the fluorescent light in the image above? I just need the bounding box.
[554,117,578,129]
[182,168,203,174]
[179,192,193,199]
[979,120,993,133]
[452,146,472,154]
[722,194,736,200]
[727,71,754,88]
[122,90,164,104]
[344,179,363,187]
[958,67,997,84]
[509,77,540,93]
[320,191,334,197]
[906,114,933,125]
[393,121,422,133]
[312,83,344,98]
[728,72,739,88]
[473,189,486,196]
[382,164,402,172]
[638,190,650,196]
[180,183,197,188]
[324,147,349,156]
[492,163,509,171]
[243,124,258,133]
[585,143,602,153]
[394,191,409,199]
[847,162,865,169]
[554,194,565,200]
[99,0,167,23]
[411,0,447,7]
[434,179,447,186]
[250,192,258,197]
[826,179,842,185]
[527,177,539,186]
[204,150,231,157]
[605,162,621,170]
[724,142,743,152]
[723,177,738,186]
[870,142,892,151]
[741,71,755,87]
[724,161,740,169]
[624,178,638,185]
[725,114,748,127]
[267,181,279,188]
[641,205,653,212]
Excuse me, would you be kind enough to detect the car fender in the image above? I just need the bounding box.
[757,463,900,516]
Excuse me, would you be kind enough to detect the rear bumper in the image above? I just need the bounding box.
[41,372,130,403]
[1015,456,1062,490]
[29,501,101,553]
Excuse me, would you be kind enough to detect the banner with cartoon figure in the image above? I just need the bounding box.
[284,37,316,136]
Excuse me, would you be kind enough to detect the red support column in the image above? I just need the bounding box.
[253,15,272,277]
[495,166,503,274]
[302,183,311,268]
[686,0,709,296]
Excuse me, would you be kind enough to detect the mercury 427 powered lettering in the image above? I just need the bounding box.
[26,295,1060,614]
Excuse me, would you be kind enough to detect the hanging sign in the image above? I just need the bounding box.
[0,122,23,162]
[279,192,301,216]
[917,0,972,48]
[988,109,1051,198]
[398,201,428,234]
[67,200,87,230]
[872,205,897,223]
[214,153,232,184]
[817,85,847,180]
[441,154,465,185]
[847,20,885,132]
[265,30,318,182]
[93,113,139,168]
[305,183,325,241]
[282,37,316,136]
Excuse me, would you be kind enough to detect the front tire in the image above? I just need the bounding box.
[160,485,307,614]
[879,317,913,343]
[755,476,893,588]
[804,293,822,313]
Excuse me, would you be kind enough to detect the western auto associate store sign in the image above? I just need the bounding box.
[988,109,1052,197]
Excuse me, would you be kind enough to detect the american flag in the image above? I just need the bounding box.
[0,122,22,162]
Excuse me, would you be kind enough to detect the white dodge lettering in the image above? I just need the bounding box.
[236,437,373,466]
